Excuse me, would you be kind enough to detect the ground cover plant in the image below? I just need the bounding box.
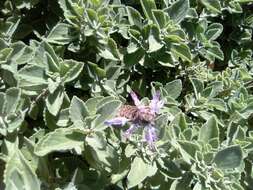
[0,0,253,189]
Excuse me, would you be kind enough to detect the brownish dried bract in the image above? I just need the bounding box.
[118,105,155,123]
[118,105,138,120]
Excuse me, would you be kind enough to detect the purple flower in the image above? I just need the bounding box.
[145,125,157,149]
[104,117,129,126]
[104,91,164,150]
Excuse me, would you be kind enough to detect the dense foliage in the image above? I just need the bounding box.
[0,0,253,189]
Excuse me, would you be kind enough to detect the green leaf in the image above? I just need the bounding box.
[43,108,58,130]
[86,9,98,25]
[14,0,39,9]
[127,42,139,54]
[127,6,143,28]
[124,48,144,67]
[178,141,200,161]
[200,0,222,14]
[140,0,157,20]
[9,41,33,65]
[170,112,187,131]
[99,38,120,61]
[147,26,163,53]
[45,52,59,73]
[164,79,182,99]
[18,65,47,84]
[48,78,59,94]
[166,0,190,23]
[171,43,191,62]
[61,60,84,83]
[127,157,157,188]
[0,92,5,114]
[7,111,26,133]
[0,48,13,64]
[58,0,80,26]
[205,45,224,61]
[239,103,253,119]
[84,97,103,115]
[199,116,219,142]
[18,65,48,94]
[193,183,203,190]
[86,133,120,172]
[125,144,137,158]
[34,127,85,156]
[214,145,243,169]
[46,23,75,45]
[0,119,7,136]
[4,18,20,39]
[190,78,204,98]
[85,61,106,79]
[157,158,182,179]
[207,98,227,111]
[46,87,64,116]
[57,109,70,127]
[99,48,118,61]
[93,100,122,130]
[31,41,58,68]
[155,114,169,130]
[206,23,223,41]
[0,38,8,49]
[4,87,21,114]
[69,96,89,127]
[237,0,253,2]
[152,10,167,29]
[236,0,253,2]
[4,150,40,190]
[170,179,192,190]
[156,51,174,67]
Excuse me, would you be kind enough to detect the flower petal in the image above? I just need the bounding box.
[150,91,164,114]
[130,91,141,107]
[104,117,129,126]
[144,125,157,149]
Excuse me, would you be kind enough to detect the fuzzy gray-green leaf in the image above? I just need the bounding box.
[214,145,243,169]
